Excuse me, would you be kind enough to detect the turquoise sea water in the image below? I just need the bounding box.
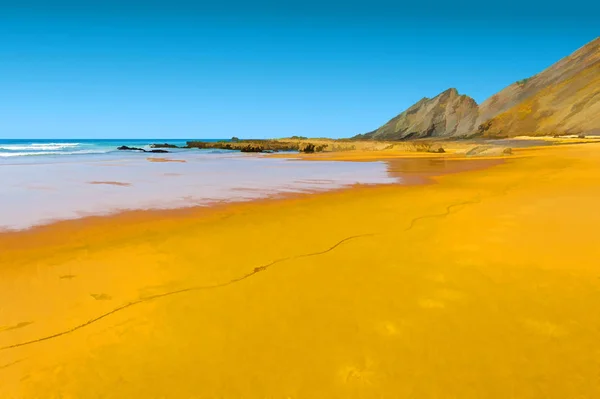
[0,139,227,160]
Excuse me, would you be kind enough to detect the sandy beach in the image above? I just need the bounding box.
[1,143,600,398]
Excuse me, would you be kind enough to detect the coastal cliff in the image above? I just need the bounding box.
[356,37,600,139]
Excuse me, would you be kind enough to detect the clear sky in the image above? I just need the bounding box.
[1,0,597,139]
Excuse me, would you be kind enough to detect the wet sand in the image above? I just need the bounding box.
[0,153,396,231]
[1,143,600,398]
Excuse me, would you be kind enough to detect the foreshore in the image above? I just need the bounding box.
[1,142,600,398]
[0,151,396,231]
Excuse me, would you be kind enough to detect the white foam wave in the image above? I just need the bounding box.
[30,143,81,147]
[0,143,83,151]
[0,150,108,157]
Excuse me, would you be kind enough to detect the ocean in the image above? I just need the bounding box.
[0,139,228,161]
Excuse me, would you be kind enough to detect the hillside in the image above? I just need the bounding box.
[356,37,599,139]
[355,88,479,140]
[476,37,599,128]
[478,43,600,137]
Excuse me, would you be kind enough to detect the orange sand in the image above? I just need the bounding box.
[1,143,600,398]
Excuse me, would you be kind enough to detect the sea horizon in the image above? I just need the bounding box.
[0,138,233,160]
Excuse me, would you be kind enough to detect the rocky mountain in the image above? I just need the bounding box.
[357,36,599,140]
[478,38,600,137]
[355,88,479,140]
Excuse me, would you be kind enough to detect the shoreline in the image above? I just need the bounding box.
[0,154,505,245]
[0,151,397,232]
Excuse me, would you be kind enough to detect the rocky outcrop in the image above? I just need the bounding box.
[118,145,145,151]
[355,88,479,140]
[150,143,183,149]
[184,140,329,153]
[187,140,299,152]
[240,145,265,153]
[117,146,169,153]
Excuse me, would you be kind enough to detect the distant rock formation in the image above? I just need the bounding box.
[187,140,298,152]
[355,88,479,140]
[184,140,329,153]
[117,146,169,153]
[150,143,183,149]
[356,36,599,139]
[118,145,145,151]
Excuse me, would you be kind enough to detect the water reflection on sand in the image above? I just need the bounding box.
[0,152,398,231]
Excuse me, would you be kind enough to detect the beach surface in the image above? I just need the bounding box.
[0,149,396,231]
[1,143,600,398]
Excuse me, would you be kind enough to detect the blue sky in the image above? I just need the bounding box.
[0,1,597,139]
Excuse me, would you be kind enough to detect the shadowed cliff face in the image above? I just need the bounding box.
[358,37,599,140]
[358,88,479,140]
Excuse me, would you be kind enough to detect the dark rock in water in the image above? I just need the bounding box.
[117,146,169,153]
[118,145,145,151]
[150,143,180,148]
